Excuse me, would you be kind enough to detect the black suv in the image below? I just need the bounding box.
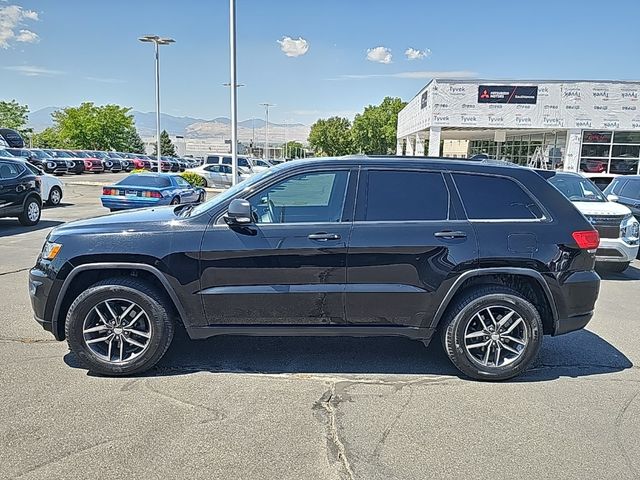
[29,157,600,380]
[604,175,640,220]
[0,158,42,225]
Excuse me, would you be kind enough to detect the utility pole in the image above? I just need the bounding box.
[259,103,275,160]
[228,0,238,185]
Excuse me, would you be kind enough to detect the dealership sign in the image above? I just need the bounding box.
[478,85,538,104]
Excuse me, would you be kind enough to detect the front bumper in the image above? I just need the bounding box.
[28,267,56,336]
[595,237,639,263]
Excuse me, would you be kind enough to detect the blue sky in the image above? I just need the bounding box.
[2,0,640,125]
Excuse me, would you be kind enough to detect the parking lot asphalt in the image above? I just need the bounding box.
[1,184,640,479]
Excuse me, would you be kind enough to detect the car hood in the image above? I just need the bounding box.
[49,206,185,238]
[572,200,632,216]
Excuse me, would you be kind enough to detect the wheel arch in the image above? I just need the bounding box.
[52,263,188,340]
[432,268,558,335]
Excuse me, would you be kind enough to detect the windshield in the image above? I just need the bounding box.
[50,150,73,158]
[190,166,278,216]
[30,149,52,159]
[548,174,607,202]
[0,148,15,157]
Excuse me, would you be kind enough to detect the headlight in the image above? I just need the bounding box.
[621,214,640,242]
[41,241,62,261]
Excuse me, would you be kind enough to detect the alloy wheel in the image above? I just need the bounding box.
[82,299,152,363]
[27,201,40,222]
[50,188,61,205]
[463,305,528,368]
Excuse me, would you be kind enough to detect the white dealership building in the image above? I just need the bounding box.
[396,79,640,174]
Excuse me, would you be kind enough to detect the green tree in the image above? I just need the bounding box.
[152,130,176,156]
[50,102,137,151]
[31,127,64,148]
[0,100,31,135]
[308,116,354,156]
[123,128,146,154]
[283,141,304,158]
[351,96,407,155]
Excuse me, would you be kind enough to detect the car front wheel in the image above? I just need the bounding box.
[440,285,543,381]
[65,277,175,376]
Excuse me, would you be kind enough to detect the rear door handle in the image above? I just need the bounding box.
[308,232,341,241]
[434,230,467,239]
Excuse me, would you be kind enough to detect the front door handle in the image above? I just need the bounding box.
[308,232,341,241]
[434,230,467,239]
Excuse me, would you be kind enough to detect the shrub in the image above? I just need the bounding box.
[180,171,206,187]
[131,168,146,174]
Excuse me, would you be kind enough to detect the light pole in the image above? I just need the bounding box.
[139,34,175,173]
[259,103,275,160]
[228,0,240,185]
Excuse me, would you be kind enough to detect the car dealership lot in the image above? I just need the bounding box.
[1,184,640,479]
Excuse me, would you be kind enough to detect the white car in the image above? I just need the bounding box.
[20,159,65,206]
[249,158,273,173]
[186,164,249,188]
[549,172,639,272]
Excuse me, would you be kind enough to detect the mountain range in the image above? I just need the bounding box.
[27,107,310,144]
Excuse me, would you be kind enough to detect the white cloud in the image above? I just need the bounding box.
[277,36,309,57]
[366,46,392,64]
[405,47,431,60]
[4,65,63,76]
[0,4,39,48]
[15,28,38,43]
[330,70,477,80]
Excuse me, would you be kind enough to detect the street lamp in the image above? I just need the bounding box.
[139,34,175,173]
[259,103,275,160]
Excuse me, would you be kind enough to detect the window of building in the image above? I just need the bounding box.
[580,130,640,175]
[453,173,543,220]
[364,170,448,221]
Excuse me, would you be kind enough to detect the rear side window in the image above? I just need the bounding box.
[453,173,543,220]
[364,170,449,221]
[0,161,24,179]
[620,180,640,200]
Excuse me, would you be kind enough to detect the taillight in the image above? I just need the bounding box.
[102,187,118,196]
[148,191,162,198]
[572,230,600,250]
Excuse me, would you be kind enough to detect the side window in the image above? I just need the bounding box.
[175,177,191,188]
[0,161,23,179]
[248,171,349,224]
[238,158,249,168]
[223,165,233,174]
[364,170,449,221]
[453,173,543,220]
[620,180,640,200]
[222,157,231,165]
[204,165,221,173]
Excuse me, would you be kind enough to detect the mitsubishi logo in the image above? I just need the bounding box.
[480,89,490,99]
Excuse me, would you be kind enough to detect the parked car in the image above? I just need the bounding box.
[250,158,273,173]
[548,172,639,272]
[44,149,82,175]
[30,156,601,379]
[604,175,640,222]
[94,152,123,172]
[5,148,54,173]
[100,172,206,211]
[0,158,41,225]
[583,173,618,192]
[161,156,181,172]
[204,154,254,174]
[19,159,65,206]
[105,152,132,172]
[120,153,151,170]
[69,151,105,173]
[22,149,68,175]
[579,159,607,173]
[186,163,250,187]
[0,128,25,148]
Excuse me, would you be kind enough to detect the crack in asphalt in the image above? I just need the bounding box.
[143,379,226,423]
[615,388,640,478]
[0,267,30,276]
[0,337,58,344]
[372,388,414,461]
[314,382,356,480]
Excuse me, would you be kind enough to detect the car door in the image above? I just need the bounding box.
[344,168,477,328]
[199,167,355,326]
[0,161,23,213]
[174,176,198,202]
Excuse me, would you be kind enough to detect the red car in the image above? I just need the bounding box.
[72,151,105,173]
[120,153,152,170]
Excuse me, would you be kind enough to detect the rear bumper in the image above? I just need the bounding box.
[551,270,600,336]
[101,195,164,209]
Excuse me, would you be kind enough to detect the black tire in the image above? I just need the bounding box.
[18,196,41,226]
[596,261,630,274]
[197,191,205,202]
[440,285,543,381]
[170,196,180,205]
[65,277,175,376]
[47,186,63,206]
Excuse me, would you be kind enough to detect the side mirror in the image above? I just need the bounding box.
[607,194,619,203]
[224,198,252,225]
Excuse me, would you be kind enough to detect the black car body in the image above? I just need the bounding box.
[0,128,25,148]
[101,153,123,172]
[29,157,601,380]
[44,150,79,174]
[0,158,42,225]
[604,175,640,221]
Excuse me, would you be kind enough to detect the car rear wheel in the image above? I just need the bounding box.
[197,191,205,202]
[19,197,41,226]
[65,277,175,376]
[170,196,180,205]
[440,285,542,381]
[47,186,62,206]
